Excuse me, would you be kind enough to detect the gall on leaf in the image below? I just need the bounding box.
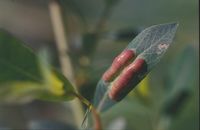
[102,49,135,82]
[109,58,147,101]
[93,23,178,112]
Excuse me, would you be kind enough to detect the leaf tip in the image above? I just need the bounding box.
[166,22,179,32]
[170,22,179,29]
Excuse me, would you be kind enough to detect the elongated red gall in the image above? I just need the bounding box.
[109,58,147,101]
[102,50,135,82]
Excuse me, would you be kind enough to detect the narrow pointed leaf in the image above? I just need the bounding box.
[93,23,178,112]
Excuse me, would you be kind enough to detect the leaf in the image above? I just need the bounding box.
[93,23,178,112]
[169,45,197,90]
[0,30,76,103]
[161,45,197,116]
[127,23,178,56]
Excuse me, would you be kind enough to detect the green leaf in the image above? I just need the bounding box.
[0,30,76,103]
[169,45,197,90]
[93,23,178,112]
[161,45,197,116]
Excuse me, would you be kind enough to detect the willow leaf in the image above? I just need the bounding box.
[0,30,76,103]
[93,23,178,112]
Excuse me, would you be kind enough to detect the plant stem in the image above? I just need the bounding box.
[75,93,102,130]
[91,107,102,130]
[48,0,84,128]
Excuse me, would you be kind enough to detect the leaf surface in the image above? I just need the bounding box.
[93,23,178,112]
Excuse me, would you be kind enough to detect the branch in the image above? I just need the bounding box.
[48,0,84,128]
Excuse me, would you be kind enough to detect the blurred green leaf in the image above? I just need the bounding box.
[169,45,197,91]
[161,45,197,116]
[0,30,76,103]
[93,23,178,112]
